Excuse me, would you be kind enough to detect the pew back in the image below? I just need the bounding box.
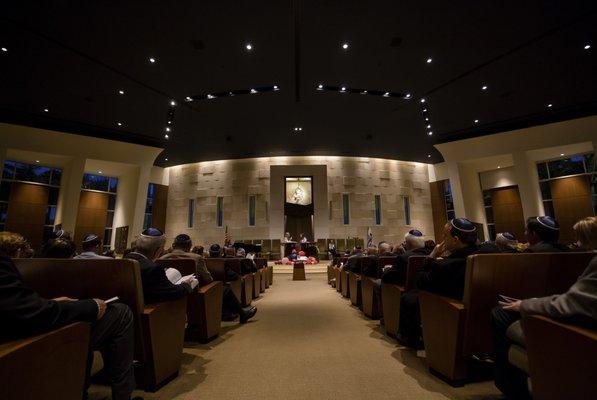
[462,252,594,354]
[205,258,227,281]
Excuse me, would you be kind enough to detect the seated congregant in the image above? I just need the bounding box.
[0,232,140,400]
[191,245,204,256]
[222,246,236,258]
[378,241,394,256]
[74,233,112,259]
[159,234,213,284]
[490,216,597,399]
[495,232,519,253]
[381,229,429,285]
[288,249,298,261]
[124,228,198,303]
[524,216,568,252]
[398,218,492,348]
[209,243,221,258]
[341,246,365,272]
[41,237,77,258]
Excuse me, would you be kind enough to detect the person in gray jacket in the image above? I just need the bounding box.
[490,216,597,399]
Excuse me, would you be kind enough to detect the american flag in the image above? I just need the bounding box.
[367,227,373,248]
[224,225,230,246]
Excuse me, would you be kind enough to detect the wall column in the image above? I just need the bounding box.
[512,151,543,219]
[445,161,467,218]
[56,157,86,233]
[131,165,151,237]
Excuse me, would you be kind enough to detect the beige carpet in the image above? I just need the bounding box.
[98,273,502,400]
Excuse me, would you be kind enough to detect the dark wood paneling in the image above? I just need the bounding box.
[151,184,168,232]
[75,191,108,247]
[5,183,49,248]
[550,175,594,243]
[430,180,448,241]
[490,186,525,240]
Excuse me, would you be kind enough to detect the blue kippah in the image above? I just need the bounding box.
[53,229,65,239]
[501,232,517,241]
[536,216,559,230]
[174,234,192,244]
[408,229,423,237]
[450,218,477,232]
[82,233,100,243]
[141,227,164,237]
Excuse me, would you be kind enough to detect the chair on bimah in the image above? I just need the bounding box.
[14,258,188,391]
[418,252,595,385]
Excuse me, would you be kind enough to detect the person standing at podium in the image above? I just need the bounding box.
[300,233,308,243]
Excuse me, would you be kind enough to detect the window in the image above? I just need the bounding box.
[329,200,333,220]
[216,196,224,227]
[374,194,382,225]
[403,196,411,226]
[444,180,455,220]
[82,173,118,192]
[248,195,256,226]
[143,183,155,230]
[482,189,496,240]
[188,199,195,228]
[342,194,350,225]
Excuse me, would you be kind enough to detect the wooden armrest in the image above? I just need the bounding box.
[197,281,221,294]
[419,291,467,382]
[0,322,90,400]
[381,283,405,337]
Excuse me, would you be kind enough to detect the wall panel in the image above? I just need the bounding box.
[550,175,593,243]
[490,186,525,240]
[5,183,49,248]
[75,191,108,247]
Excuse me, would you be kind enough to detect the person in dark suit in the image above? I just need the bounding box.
[495,232,519,253]
[524,216,568,252]
[490,216,597,399]
[382,230,429,285]
[341,246,364,272]
[209,243,222,258]
[398,218,483,348]
[41,237,77,258]
[0,232,140,400]
[124,228,197,303]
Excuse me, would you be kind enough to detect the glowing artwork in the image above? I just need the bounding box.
[285,177,312,205]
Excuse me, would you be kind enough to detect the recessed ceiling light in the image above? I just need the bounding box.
[342,42,349,50]
[497,166,501,169]
[164,134,169,139]
[43,108,49,113]
[474,119,479,123]
[207,94,215,99]
[426,124,431,129]
[340,86,346,92]
[245,43,253,51]
[420,98,426,103]
[317,84,323,90]
[149,57,156,63]
[98,171,103,174]
[185,96,192,101]
[229,92,234,96]
[273,85,279,90]
[35,160,40,163]
[299,127,302,131]
[164,158,168,161]
[425,117,429,121]
[422,108,427,112]
[482,85,488,90]
[170,100,176,106]
[560,153,564,156]
[118,90,124,95]
[117,122,122,126]
[427,131,433,136]
[426,57,432,63]
[383,92,389,97]
[167,121,172,125]
[584,44,591,50]
[250,88,257,94]
[165,127,171,132]
[405,93,411,99]
[427,154,431,158]
[362,90,367,94]
[1,47,7,52]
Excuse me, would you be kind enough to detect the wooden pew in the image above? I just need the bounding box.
[0,322,90,400]
[418,252,594,384]
[381,256,427,338]
[341,269,351,298]
[348,270,362,307]
[360,256,381,319]
[205,258,252,306]
[156,258,223,342]
[15,258,188,391]
[523,315,597,400]
[255,258,269,289]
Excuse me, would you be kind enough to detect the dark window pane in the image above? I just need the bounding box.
[444,181,452,198]
[445,197,454,211]
[547,157,585,178]
[109,178,118,193]
[145,197,153,214]
[248,195,256,226]
[403,196,410,225]
[143,213,152,230]
[47,187,59,205]
[342,194,350,225]
[106,210,114,227]
[50,168,62,186]
[82,173,110,191]
[13,162,29,181]
[483,191,492,206]
[107,194,116,211]
[485,206,494,223]
[31,166,51,183]
[488,224,496,241]
[216,197,224,227]
[0,182,11,202]
[540,181,552,200]
[42,226,54,243]
[147,183,155,199]
[593,196,597,215]
[374,194,382,225]
[537,162,549,180]
[104,229,112,245]
[446,210,455,220]
[0,202,8,223]
[591,176,597,195]
[543,200,555,218]
[3,160,15,179]
[45,205,57,225]
[584,153,595,173]
[188,199,195,228]
[0,223,4,232]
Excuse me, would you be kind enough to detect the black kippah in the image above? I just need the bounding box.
[141,227,164,237]
[210,243,221,252]
[408,229,423,237]
[536,216,559,230]
[174,234,191,244]
[450,218,477,232]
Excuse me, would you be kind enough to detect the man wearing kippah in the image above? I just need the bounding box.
[160,234,213,284]
[124,228,197,303]
[74,233,112,259]
[524,216,568,252]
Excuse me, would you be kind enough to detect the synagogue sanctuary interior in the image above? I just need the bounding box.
[1,2,597,400]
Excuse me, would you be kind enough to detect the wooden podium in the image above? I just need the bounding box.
[292,262,306,280]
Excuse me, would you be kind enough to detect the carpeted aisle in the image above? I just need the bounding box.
[133,273,500,400]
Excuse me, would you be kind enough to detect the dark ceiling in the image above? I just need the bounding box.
[1,1,597,166]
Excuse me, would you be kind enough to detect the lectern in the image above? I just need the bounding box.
[292,262,306,280]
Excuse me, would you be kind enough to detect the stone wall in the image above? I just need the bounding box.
[165,156,434,247]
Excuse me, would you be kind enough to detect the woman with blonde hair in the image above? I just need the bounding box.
[572,216,597,250]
